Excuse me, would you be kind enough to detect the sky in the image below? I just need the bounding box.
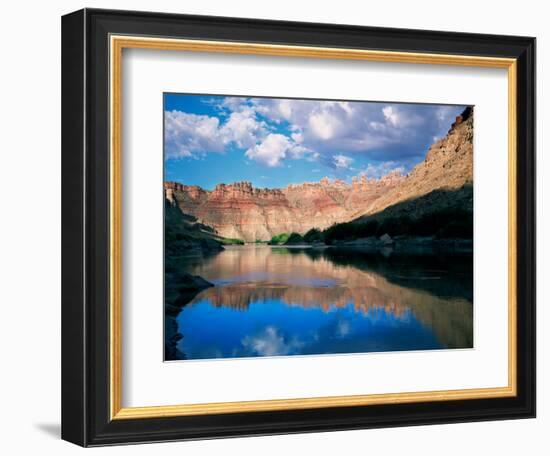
[164,93,467,190]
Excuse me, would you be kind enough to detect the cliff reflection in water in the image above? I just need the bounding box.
[173,245,473,360]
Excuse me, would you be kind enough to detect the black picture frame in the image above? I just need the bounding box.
[62,8,536,447]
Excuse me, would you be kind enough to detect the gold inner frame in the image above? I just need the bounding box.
[109,35,518,420]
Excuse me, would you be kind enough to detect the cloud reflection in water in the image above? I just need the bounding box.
[173,246,473,360]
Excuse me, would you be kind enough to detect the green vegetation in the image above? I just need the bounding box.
[264,207,472,247]
[285,232,304,244]
[322,208,473,244]
[268,232,306,245]
[303,228,323,243]
[268,233,291,245]
[322,220,376,244]
[220,237,245,245]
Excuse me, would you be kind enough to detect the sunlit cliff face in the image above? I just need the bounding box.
[181,246,473,350]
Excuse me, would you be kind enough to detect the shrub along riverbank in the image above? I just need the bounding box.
[322,207,472,245]
[266,206,472,247]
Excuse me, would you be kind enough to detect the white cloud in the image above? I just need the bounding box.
[166,96,467,169]
[435,105,461,128]
[277,99,293,120]
[369,121,385,131]
[333,154,354,169]
[165,105,268,159]
[164,110,226,159]
[245,133,291,167]
[337,101,353,115]
[220,108,268,149]
[359,161,406,179]
[382,106,400,126]
[309,111,339,140]
[288,144,310,159]
[221,97,422,158]
[219,96,245,111]
[335,319,351,338]
[252,99,406,154]
[308,152,321,162]
[241,326,303,357]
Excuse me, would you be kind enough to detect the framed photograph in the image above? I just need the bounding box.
[61,8,536,446]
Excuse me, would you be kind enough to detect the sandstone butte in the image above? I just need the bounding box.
[165,107,473,243]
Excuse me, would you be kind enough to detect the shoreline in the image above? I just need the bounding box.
[231,237,473,253]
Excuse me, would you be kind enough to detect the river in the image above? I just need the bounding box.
[169,244,473,360]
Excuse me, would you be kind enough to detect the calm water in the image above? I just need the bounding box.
[170,245,473,360]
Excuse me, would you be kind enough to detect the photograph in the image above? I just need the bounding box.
[163,94,475,361]
[55,4,536,448]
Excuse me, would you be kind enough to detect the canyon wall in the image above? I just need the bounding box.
[165,108,473,242]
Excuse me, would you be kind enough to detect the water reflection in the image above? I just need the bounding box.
[172,245,473,360]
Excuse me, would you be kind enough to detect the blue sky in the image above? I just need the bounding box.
[164,93,467,189]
